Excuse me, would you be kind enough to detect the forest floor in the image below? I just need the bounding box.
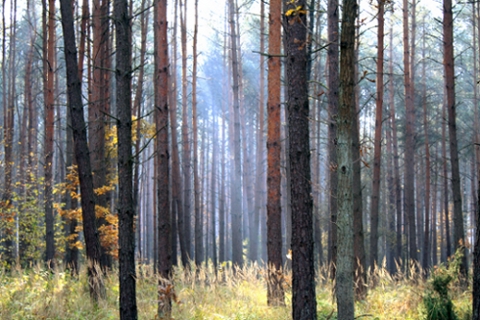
[0,261,472,319]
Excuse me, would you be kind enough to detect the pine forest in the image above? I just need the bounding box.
[1,0,480,319]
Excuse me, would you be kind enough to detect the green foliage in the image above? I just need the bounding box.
[421,249,466,320]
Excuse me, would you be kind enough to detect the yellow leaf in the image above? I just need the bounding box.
[285,8,296,16]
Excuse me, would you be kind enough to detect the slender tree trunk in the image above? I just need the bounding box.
[475,0,480,303]
[443,0,467,280]
[252,0,265,264]
[154,0,172,315]
[59,0,105,300]
[91,0,111,270]
[114,0,137,318]
[284,0,316,317]
[352,16,366,299]
[180,0,192,259]
[228,0,244,269]
[192,0,203,268]
[403,0,417,265]
[442,90,452,260]
[44,0,56,268]
[432,155,438,266]
[211,114,218,273]
[327,0,339,276]
[266,0,284,305]
[370,0,385,273]
[133,0,149,264]
[421,22,431,271]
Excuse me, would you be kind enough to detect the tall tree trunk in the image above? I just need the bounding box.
[284,0,316,317]
[388,26,403,267]
[421,22,431,272]
[442,89,452,261]
[403,0,417,265]
[369,0,384,273]
[44,0,55,268]
[180,0,192,259]
[59,0,105,300]
[154,0,172,316]
[211,114,218,273]
[91,0,111,270]
[443,0,467,280]
[252,0,265,264]
[352,16,366,299]
[327,0,339,276]
[133,0,149,264]
[192,0,203,268]
[336,0,358,318]
[115,0,137,318]
[170,0,187,267]
[266,0,284,306]
[228,0,244,269]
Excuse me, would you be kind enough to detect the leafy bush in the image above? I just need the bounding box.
[422,249,464,320]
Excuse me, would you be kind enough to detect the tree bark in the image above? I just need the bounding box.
[284,0,317,317]
[443,0,467,280]
[91,0,112,270]
[421,21,431,271]
[228,0,244,269]
[266,0,284,306]
[327,0,339,276]
[252,0,265,264]
[59,0,105,300]
[180,0,192,260]
[114,0,137,318]
[192,0,203,268]
[369,0,384,273]
[336,0,358,318]
[403,0,417,265]
[154,0,172,316]
[43,0,56,269]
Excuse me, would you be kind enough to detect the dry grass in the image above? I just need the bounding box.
[0,261,472,319]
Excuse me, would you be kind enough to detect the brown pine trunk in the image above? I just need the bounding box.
[91,0,111,270]
[443,0,467,280]
[154,0,172,315]
[369,0,385,273]
[327,0,339,276]
[266,0,284,306]
[59,0,105,300]
[44,0,56,268]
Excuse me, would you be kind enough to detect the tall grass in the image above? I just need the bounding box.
[0,261,472,319]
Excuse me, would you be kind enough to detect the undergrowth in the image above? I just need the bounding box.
[0,261,472,319]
